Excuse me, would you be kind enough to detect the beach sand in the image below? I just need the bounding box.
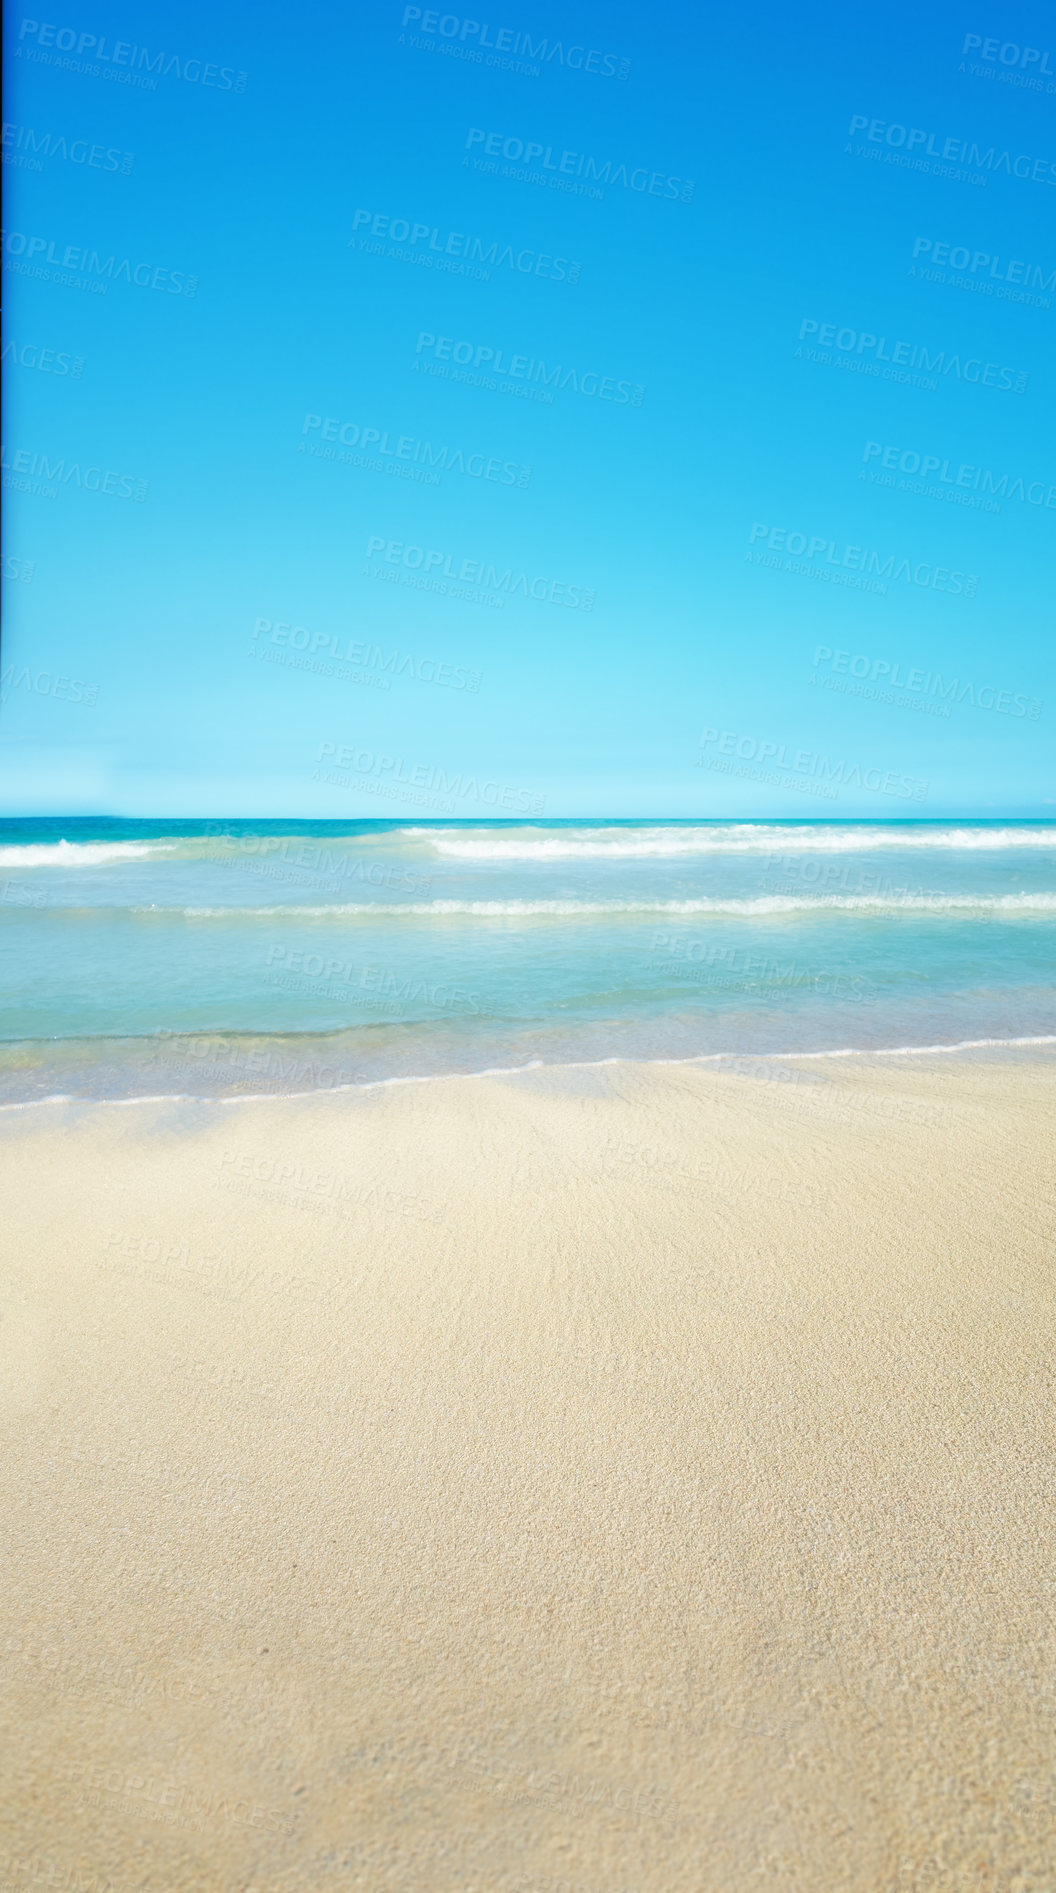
[1,1048,1054,1890]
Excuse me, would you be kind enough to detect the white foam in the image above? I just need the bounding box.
[171,892,1056,919]
[402,823,1056,860]
[0,840,165,868]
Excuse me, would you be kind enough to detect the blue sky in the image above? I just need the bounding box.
[2,0,1054,816]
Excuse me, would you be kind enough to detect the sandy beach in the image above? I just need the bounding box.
[2,1046,1054,1891]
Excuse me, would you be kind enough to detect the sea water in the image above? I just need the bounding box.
[0,817,1053,1102]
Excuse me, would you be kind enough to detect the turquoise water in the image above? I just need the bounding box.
[0,818,1054,1101]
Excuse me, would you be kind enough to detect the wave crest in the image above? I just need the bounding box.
[0,840,166,868]
[403,823,1056,860]
[168,893,1056,919]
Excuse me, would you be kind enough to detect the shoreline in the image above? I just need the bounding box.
[0,1029,1053,1113]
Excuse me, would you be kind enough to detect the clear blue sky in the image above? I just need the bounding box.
[2,0,1053,816]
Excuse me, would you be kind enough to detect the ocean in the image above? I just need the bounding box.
[1,817,1053,1104]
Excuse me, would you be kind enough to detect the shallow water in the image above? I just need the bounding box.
[1,817,1053,1102]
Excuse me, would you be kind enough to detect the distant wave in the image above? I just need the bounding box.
[6,825,1054,870]
[404,823,1056,859]
[0,840,166,868]
[169,893,1056,918]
